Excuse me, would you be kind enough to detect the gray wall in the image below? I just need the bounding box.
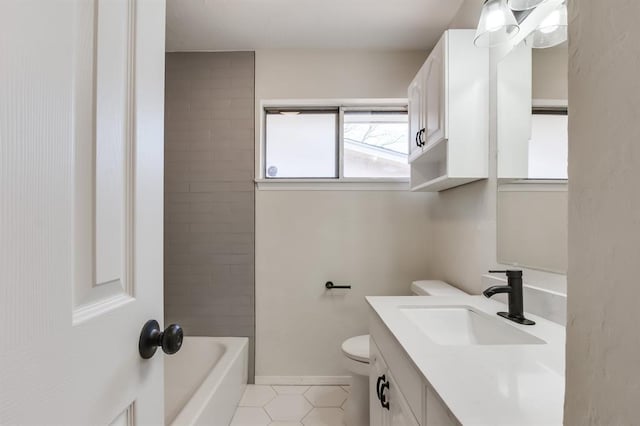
[164,52,255,379]
[565,1,640,423]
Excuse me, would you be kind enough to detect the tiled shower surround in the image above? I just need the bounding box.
[164,52,255,379]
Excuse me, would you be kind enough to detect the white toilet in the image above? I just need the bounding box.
[341,280,467,426]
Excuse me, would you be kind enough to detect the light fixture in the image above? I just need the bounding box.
[507,0,545,11]
[528,1,567,48]
[474,0,520,48]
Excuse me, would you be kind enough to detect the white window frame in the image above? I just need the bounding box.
[256,99,410,191]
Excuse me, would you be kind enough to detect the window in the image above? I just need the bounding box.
[343,111,409,178]
[263,105,409,181]
[265,109,338,178]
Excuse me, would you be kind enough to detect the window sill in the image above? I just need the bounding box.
[255,178,410,191]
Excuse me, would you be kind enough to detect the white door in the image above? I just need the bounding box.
[1,0,167,424]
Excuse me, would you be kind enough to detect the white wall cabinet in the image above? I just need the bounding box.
[370,313,460,426]
[408,29,489,192]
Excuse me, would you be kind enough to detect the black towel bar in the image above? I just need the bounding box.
[325,281,351,289]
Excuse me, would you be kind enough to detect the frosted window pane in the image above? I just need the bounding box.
[528,114,568,179]
[344,111,409,178]
[265,112,337,178]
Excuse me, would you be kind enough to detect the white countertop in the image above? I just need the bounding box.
[366,295,566,425]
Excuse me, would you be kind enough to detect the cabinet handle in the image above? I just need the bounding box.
[380,381,390,410]
[376,374,385,401]
[419,128,426,147]
[415,131,421,148]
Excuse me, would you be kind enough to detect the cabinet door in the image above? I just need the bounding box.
[370,338,389,426]
[388,372,420,426]
[424,36,446,147]
[408,72,424,161]
[425,384,460,426]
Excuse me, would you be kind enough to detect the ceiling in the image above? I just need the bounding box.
[166,0,466,51]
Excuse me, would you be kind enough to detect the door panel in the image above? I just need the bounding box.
[74,0,136,318]
[94,0,133,289]
[408,72,424,160]
[0,0,166,424]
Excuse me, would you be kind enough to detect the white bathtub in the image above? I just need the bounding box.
[165,337,249,426]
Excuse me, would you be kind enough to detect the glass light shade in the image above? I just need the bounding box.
[529,2,568,48]
[507,0,545,11]
[474,0,520,48]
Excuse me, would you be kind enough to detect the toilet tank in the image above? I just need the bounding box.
[411,280,468,296]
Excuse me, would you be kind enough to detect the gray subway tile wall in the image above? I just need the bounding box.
[164,52,255,380]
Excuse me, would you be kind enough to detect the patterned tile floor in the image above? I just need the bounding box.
[231,385,351,426]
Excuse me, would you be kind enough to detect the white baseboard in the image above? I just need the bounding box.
[255,376,352,386]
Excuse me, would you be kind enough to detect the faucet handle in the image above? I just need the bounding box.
[488,270,523,278]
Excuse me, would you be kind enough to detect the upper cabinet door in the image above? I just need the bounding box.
[408,71,425,161]
[424,37,446,147]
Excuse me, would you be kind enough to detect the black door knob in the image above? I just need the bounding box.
[139,320,183,359]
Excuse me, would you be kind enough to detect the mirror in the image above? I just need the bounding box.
[497,43,568,180]
[496,42,568,273]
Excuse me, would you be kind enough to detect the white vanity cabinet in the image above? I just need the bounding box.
[408,29,489,192]
[367,296,566,425]
[369,314,460,426]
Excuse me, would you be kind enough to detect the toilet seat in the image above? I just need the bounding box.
[341,335,370,364]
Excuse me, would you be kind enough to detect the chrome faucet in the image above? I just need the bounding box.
[483,270,535,325]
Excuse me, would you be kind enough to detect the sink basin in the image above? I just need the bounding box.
[400,306,546,346]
